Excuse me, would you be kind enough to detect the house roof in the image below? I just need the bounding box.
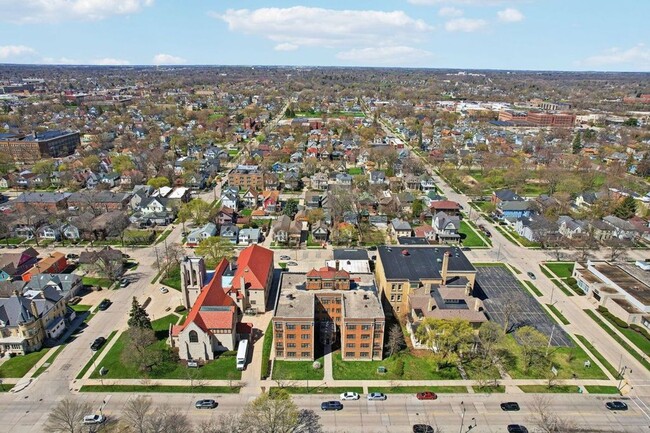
[430,200,461,210]
[377,245,475,281]
[306,266,350,279]
[333,249,369,261]
[230,245,274,292]
[494,189,522,202]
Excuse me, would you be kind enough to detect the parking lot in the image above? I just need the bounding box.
[475,266,572,347]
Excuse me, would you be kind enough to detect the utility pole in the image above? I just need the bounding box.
[458,401,466,433]
[546,324,556,357]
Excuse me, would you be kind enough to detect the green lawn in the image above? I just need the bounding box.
[272,358,324,381]
[270,386,363,396]
[459,221,488,247]
[76,330,118,379]
[240,209,253,216]
[544,262,575,279]
[472,385,506,393]
[90,315,242,380]
[550,278,574,297]
[81,385,240,393]
[501,335,607,380]
[367,386,467,394]
[71,304,92,313]
[539,265,554,279]
[519,385,580,393]
[332,351,461,380]
[546,304,571,325]
[584,309,650,371]
[597,310,650,358]
[574,334,618,377]
[261,322,272,379]
[0,348,50,378]
[161,265,181,291]
[585,385,620,394]
[523,281,543,297]
[33,345,66,377]
[347,167,363,175]
[155,229,173,245]
[82,277,113,288]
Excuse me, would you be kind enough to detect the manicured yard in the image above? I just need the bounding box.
[519,385,580,393]
[574,334,618,377]
[161,265,182,291]
[597,310,650,358]
[459,221,488,247]
[81,385,240,393]
[546,304,571,325]
[501,335,607,380]
[584,309,650,371]
[472,385,506,393]
[0,348,50,378]
[544,262,575,279]
[367,386,467,394]
[270,386,363,396]
[261,322,272,379]
[539,265,554,279]
[272,358,324,381]
[82,277,113,288]
[523,281,543,297]
[550,278,574,297]
[90,315,242,380]
[33,345,66,377]
[240,209,253,216]
[347,167,363,175]
[71,304,92,313]
[332,351,461,380]
[155,229,173,245]
[585,385,620,394]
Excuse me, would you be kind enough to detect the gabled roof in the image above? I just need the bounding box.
[494,189,523,202]
[306,266,350,280]
[231,245,274,292]
[430,200,461,210]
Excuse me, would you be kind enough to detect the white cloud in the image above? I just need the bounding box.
[274,43,299,52]
[0,0,154,23]
[92,57,131,65]
[497,8,524,22]
[336,46,433,66]
[0,45,36,60]
[409,0,517,5]
[438,7,464,17]
[42,56,79,64]
[580,44,650,70]
[152,53,186,65]
[445,18,487,32]
[212,7,432,49]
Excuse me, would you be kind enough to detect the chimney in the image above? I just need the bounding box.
[335,260,340,271]
[441,251,450,284]
[30,300,39,319]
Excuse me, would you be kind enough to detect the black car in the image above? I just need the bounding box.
[413,425,435,433]
[97,299,111,311]
[500,402,520,411]
[605,401,628,411]
[66,253,79,259]
[320,401,343,411]
[195,399,217,409]
[507,425,528,433]
[90,337,106,351]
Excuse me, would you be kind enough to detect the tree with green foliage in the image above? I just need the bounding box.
[283,199,299,218]
[571,132,582,154]
[415,318,474,365]
[179,199,213,226]
[128,297,152,329]
[147,176,170,189]
[239,390,300,433]
[111,154,135,173]
[613,195,637,219]
[623,117,639,127]
[411,199,424,219]
[32,159,56,175]
[516,326,549,371]
[195,236,235,267]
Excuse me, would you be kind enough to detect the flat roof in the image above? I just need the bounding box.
[333,249,369,261]
[377,245,475,281]
[593,263,650,306]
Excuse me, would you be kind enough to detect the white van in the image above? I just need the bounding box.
[236,339,249,371]
[83,414,105,425]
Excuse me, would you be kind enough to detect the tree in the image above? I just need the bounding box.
[146,407,192,433]
[122,326,162,373]
[478,321,505,359]
[613,196,636,219]
[385,323,406,357]
[516,326,548,371]
[128,297,152,329]
[283,199,299,218]
[179,199,213,226]
[501,298,519,334]
[45,398,91,433]
[32,159,56,175]
[195,236,235,267]
[147,176,170,189]
[605,238,629,261]
[306,208,325,225]
[414,318,474,364]
[295,409,323,433]
[112,154,135,173]
[123,395,153,433]
[239,390,301,433]
[571,132,582,154]
[92,255,124,283]
[529,395,579,432]
[194,415,243,433]
[411,199,424,219]
[82,155,101,171]
[623,117,639,127]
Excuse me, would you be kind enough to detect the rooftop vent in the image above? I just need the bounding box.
[401,249,410,256]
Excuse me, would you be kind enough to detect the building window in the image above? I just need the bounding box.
[251,300,256,305]
[301,334,309,339]
[287,352,296,358]
[361,325,371,330]
[361,334,370,340]
[390,294,396,302]
[346,343,355,348]
[276,350,284,357]
[360,352,369,358]
[287,343,296,348]
[346,324,356,330]
[301,324,311,330]
[373,351,381,358]
[275,333,283,339]
[345,352,355,358]
[301,352,310,357]
[301,343,310,348]
[396,295,402,302]
[346,334,355,339]
[188,330,199,343]
[374,333,382,340]
[361,343,370,348]
[286,324,296,330]
[287,334,295,339]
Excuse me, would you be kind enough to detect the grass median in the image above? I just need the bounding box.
[80,385,240,393]
[76,330,118,379]
[574,334,618,377]
[367,386,467,394]
[546,304,570,325]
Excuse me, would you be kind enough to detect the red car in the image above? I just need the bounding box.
[416,392,438,400]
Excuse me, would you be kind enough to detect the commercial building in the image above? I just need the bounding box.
[0,130,80,163]
[498,110,575,127]
[228,164,266,190]
[273,268,385,361]
[573,261,650,328]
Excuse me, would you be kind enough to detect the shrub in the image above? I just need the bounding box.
[174,305,186,313]
[630,324,650,342]
[600,309,629,328]
[219,350,237,357]
[394,359,405,378]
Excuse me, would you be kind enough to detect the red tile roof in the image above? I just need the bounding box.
[306,266,350,279]
[430,200,461,210]
[179,259,236,333]
[231,244,274,292]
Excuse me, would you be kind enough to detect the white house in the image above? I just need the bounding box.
[186,223,217,247]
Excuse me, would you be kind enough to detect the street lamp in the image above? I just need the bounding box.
[466,418,477,432]
[458,401,466,433]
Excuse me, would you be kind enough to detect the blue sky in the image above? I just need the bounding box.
[0,0,648,71]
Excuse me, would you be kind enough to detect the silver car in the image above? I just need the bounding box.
[367,392,387,401]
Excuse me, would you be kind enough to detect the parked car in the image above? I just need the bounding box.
[507,425,529,433]
[321,401,343,411]
[97,299,111,311]
[119,278,130,288]
[82,414,105,425]
[527,272,536,280]
[340,392,360,401]
[66,253,79,259]
[90,337,106,351]
[412,425,434,433]
[122,253,130,259]
[195,399,217,409]
[416,392,438,400]
[159,286,169,294]
[605,401,628,411]
[367,392,387,401]
[286,261,298,266]
[500,402,520,411]
[280,255,292,260]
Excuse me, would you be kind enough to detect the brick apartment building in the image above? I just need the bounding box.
[13,192,70,212]
[498,110,575,127]
[67,191,132,212]
[228,165,266,190]
[273,268,385,362]
[0,130,80,163]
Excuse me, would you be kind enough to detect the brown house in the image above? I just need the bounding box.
[13,192,70,212]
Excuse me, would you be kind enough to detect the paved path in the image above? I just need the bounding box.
[324,346,333,381]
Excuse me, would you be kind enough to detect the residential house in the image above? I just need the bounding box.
[588,220,615,241]
[498,200,536,221]
[0,248,39,281]
[603,215,639,240]
[369,170,387,185]
[390,218,412,239]
[78,247,124,277]
[491,189,523,205]
[272,215,302,246]
[13,192,70,212]
[432,212,461,243]
[221,190,239,210]
[420,177,436,192]
[21,252,68,282]
[334,173,352,187]
[186,223,217,247]
[414,224,436,242]
[283,172,302,190]
[25,273,82,300]
[68,191,132,213]
[557,216,586,239]
[575,192,601,209]
[310,172,329,190]
[429,200,461,216]
[311,221,329,243]
[304,191,322,210]
[220,224,240,244]
[217,207,236,226]
[262,190,280,213]
[238,228,261,245]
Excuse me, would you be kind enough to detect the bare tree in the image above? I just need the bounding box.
[45,398,92,433]
[146,407,192,433]
[529,395,580,432]
[385,324,406,357]
[295,409,323,433]
[122,327,163,373]
[194,415,243,433]
[501,298,519,334]
[239,390,304,433]
[92,256,124,283]
[605,238,629,262]
[122,395,152,433]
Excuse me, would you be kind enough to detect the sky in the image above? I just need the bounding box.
[0,0,648,72]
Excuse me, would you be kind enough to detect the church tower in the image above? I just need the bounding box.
[180,256,206,308]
